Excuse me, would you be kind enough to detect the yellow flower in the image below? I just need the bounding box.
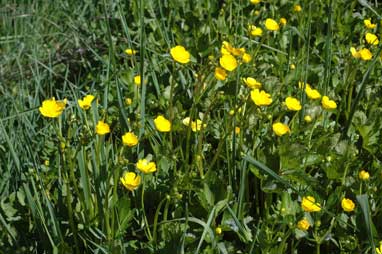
[243,77,262,89]
[39,97,66,118]
[232,47,245,57]
[154,115,171,132]
[341,198,355,212]
[297,218,310,231]
[125,97,132,105]
[279,18,287,26]
[272,122,290,136]
[120,171,141,191]
[124,48,137,55]
[350,47,360,59]
[215,227,222,235]
[304,115,312,123]
[321,96,337,110]
[301,196,321,212]
[365,32,379,45]
[250,25,263,37]
[221,41,233,55]
[265,18,280,31]
[78,95,95,110]
[376,241,382,254]
[285,97,302,111]
[182,117,205,132]
[215,67,227,81]
[294,4,302,12]
[359,170,370,180]
[95,120,110,135]
[250,89,272,106]
[305,85,321,100]
[122,132,138,147]
[136,159,157,174]
[250,0,260,4]
[170,45,190,64]
[192,119,205,132]
[242,53,252,63]
[359,48,373,61]
[220,54,238,71]
[134,75,141,86]
[290,64,296,70]
[364,19,376,29]
[221,41,244,56]
[235,127,240,134]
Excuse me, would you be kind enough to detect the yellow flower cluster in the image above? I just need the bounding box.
[350,19,379,61]
[214,41,253,81]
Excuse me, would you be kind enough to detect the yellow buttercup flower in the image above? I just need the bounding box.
[242,53,252,63]
[350,47,360,59]
[250,0,261,4]
[250,89,272,106]
[279,18,287,26]
[359,170,370,180]
[290,64,296,70]
[221,41,233,55]
[134,75,141,86]
[182,117,205,132]
[120,171,141,191]
[95,120,110,135]
[301,196,321,212]
[364,19,376,29]
[365,32,379,45]
[341,198,355,212]
[125,97,132,105]
[285,97,302,111]
[215,67,227,81]
[305,85,321,100]
[297,218,310,231]
[321,96,337,110]
[359,48,373,61]
[272,122,290,136]
[243,77,262,89]
[39,98,67,118]
[376,241,382,254]
[136,159,157,174]
[154,115,171,132]
[124,48,137,55]
[215,227,222,235]
[78,95,95,110]
[170,45,190,64]
[235,126,240,134]
[294,4,302,12]
[265,18,280,31]
[250,25,263,37]
[122,132,138,147]
[220,54,238,71]
[304,115,312,123]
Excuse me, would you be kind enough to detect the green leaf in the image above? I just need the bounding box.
[356,194,377,254]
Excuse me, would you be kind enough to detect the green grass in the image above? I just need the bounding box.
[1,0,382,253]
